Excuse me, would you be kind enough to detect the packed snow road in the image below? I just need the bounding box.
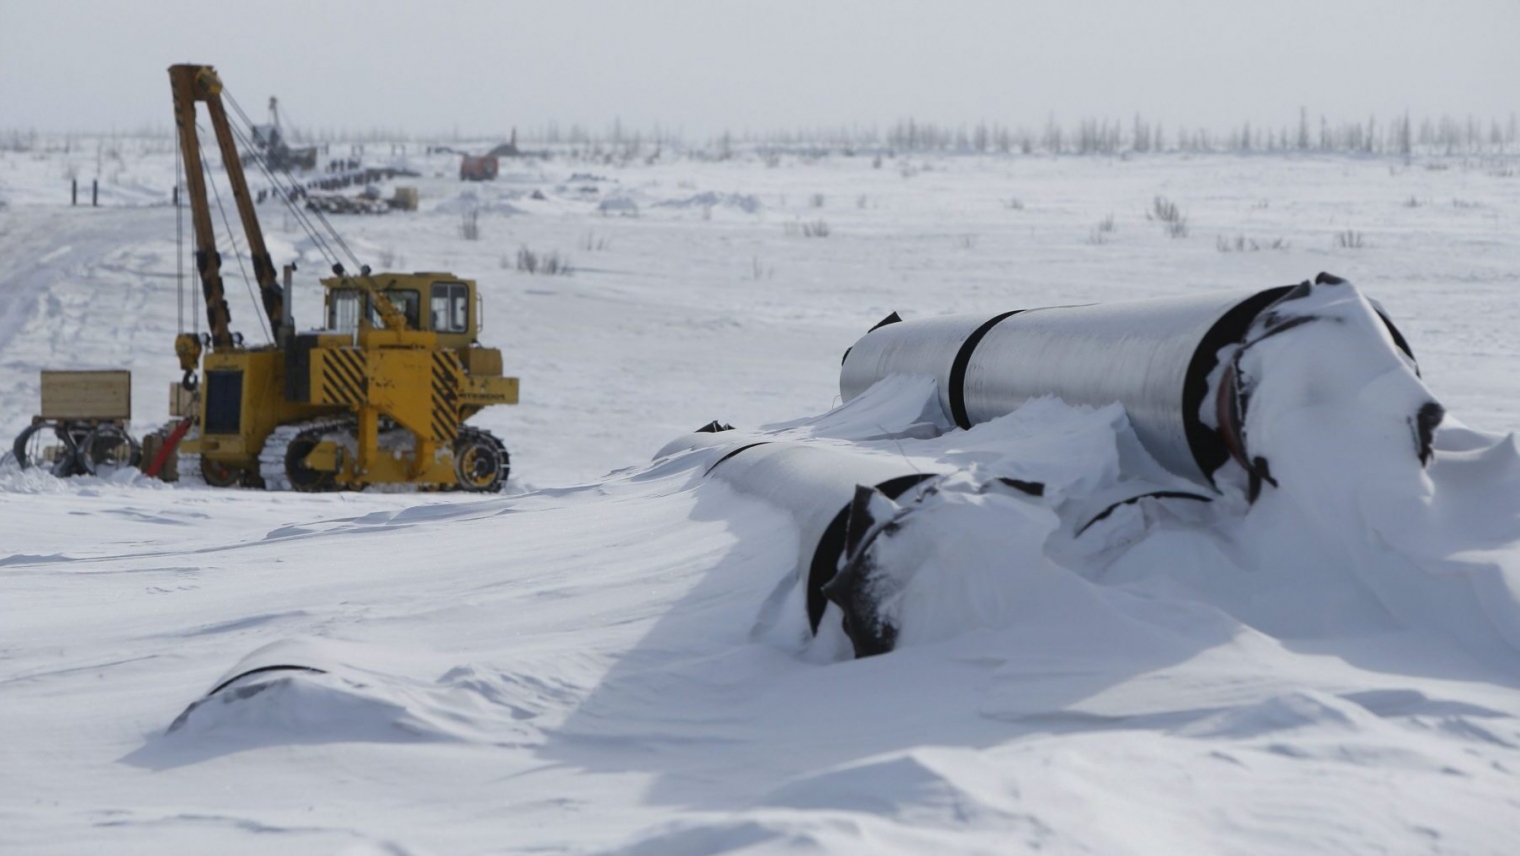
[2,149,1519,854]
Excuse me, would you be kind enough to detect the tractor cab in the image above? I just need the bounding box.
[322,272,480,349]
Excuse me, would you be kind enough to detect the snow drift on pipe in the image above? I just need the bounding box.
[839,275,1415,488]
[663,380,1216,659]
[813,278,1519,661]
[666,277,1518,662]
[698,439,952,644]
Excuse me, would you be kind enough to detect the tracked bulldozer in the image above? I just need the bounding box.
[165,63,518,491]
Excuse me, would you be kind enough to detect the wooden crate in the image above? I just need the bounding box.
[168,382,196,417]
[40,370,131,420]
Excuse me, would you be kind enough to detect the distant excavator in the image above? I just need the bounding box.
[161,63,519,491]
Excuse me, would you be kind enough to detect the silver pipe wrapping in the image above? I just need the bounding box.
[839,287,1308,487]
[840,313,996,423]
[961,292,1280,484]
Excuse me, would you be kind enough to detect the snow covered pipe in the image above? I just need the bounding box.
[839,274,1416,488]
[700,440,959,633]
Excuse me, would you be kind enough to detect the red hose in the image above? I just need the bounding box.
[145,417,194,478]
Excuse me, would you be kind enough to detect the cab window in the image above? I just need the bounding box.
[329,288,362,332]
[369,290,421,329]
[430,282,469,333]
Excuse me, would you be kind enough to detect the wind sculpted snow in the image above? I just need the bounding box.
[5,370,1516,853]
[2,148,1519,854]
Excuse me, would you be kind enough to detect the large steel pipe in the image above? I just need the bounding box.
[700,440,948,632]
[840,278,1415,488]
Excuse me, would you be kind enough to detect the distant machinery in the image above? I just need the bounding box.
[429,137,511,181]
[242,96,318,172]
[459,154,499,182]
[486,129,522,159]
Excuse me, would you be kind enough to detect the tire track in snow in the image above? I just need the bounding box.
[0,207,178,439]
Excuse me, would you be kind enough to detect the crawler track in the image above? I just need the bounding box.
[258,418,355,492]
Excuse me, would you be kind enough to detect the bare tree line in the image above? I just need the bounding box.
[6,108,1517,159]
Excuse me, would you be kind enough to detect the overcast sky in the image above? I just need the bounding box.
[2,0,1516,138]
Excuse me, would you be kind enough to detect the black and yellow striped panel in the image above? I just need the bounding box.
[320,348,368,407]
[430,351,461,442]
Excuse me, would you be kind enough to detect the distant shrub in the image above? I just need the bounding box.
[1216,235,1289,252]
[1334,229,1366,249]
[1149,196,1188,237]
[785,219,831,238]
[517,245,573,274]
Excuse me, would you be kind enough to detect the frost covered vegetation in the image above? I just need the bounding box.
[1,128,1519,855]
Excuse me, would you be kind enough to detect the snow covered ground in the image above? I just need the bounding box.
[2,143,1518,854]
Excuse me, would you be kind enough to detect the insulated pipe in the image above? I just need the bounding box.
[700,440,948,632]
[839,313,998,427]
[840,279,1416,488]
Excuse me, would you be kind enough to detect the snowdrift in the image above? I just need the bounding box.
[7,274,1519,854]
[101,278,1513,851]
[650,280,1520,667]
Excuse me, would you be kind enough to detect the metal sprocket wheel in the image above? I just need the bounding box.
[284,429,340,492]
[453,429,509,493]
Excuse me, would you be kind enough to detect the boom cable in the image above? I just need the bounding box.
[219,92,338,259]
[223,90,365,273]
[197,127,271,344]
[221,109,341,269]
[235,115,358,273]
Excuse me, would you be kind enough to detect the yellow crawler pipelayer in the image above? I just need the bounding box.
[169,63,517,491]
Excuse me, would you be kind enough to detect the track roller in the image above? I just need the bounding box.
[259,418,354,492]
[453,427,509,493]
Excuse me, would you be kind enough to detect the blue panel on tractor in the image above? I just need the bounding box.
[204,370,243,435]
